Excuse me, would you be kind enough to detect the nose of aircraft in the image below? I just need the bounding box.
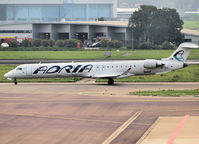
[4,72,10,78]
[4,71,13,79]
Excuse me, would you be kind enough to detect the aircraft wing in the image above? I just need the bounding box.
[90,68,132,78]
[91,74,120,78]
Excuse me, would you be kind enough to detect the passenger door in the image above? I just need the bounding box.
[26,65,32,76]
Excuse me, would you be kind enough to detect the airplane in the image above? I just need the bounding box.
[4,43,199,85]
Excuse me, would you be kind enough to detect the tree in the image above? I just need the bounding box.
[128,5,184,48]
[137,41,154,49]
[107,41,115,48]
[48,40,55,47]
[150,8,184,45]
[9,41,18,47]
[113,40,123,48]
[55,40,64,47]
[41,40,50,47]
[101,39,109,47]
[129,5,157,47]
[64,39,82,48]
[32,39,41,47]
[161,41,174,50]
[66,39,78,48]
[21,39,32,47]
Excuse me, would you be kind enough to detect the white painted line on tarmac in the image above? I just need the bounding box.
[136,118,160,144]
[102,111,142,144]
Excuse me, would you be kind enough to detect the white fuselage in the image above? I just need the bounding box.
[4,60,184,80]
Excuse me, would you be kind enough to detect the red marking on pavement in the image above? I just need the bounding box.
[168,115,190,144]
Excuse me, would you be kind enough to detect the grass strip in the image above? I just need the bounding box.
[130,89,199,97]
[183,21,199,30]
[0,49,199,60]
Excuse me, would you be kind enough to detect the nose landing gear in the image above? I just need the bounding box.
[108,78,114,85]
[14,79,18,85]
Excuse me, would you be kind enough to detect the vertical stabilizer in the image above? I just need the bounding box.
[163,43,199,62]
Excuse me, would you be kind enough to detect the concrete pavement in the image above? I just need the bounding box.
[0,82,199,144]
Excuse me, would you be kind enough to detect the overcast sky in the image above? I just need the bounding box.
[118,0,199,10]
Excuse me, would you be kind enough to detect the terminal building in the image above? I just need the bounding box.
[117,8,139,21]
[0,21,132,46]
[0,0,117,21]
[0,21,199,48]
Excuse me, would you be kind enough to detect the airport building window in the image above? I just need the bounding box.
[0,30,32,33]
[58,33,69,40]
[40,33,50,39]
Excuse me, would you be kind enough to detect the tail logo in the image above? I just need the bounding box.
[173,50,184,62]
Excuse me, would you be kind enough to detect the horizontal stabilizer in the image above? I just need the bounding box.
[182,44,199,49]
[185,62,199,65]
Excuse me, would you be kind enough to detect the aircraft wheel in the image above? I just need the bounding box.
[108,79,114,85]
[14,79,18,85]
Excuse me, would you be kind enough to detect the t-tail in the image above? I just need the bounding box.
[162,43,199,62]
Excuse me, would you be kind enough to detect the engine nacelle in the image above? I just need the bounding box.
[144,60,164,69]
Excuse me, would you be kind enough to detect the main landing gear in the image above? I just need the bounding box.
[14,79,18,85]
[108,78,114,85]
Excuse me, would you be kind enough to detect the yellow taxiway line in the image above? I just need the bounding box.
[102,111,142,144]
[0,112,122,124]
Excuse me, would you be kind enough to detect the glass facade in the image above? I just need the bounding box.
[88,4,111,20]
[1,3,112,21]
[6,4,60,21]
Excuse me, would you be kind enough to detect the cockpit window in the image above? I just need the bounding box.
[16,67,22,70]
